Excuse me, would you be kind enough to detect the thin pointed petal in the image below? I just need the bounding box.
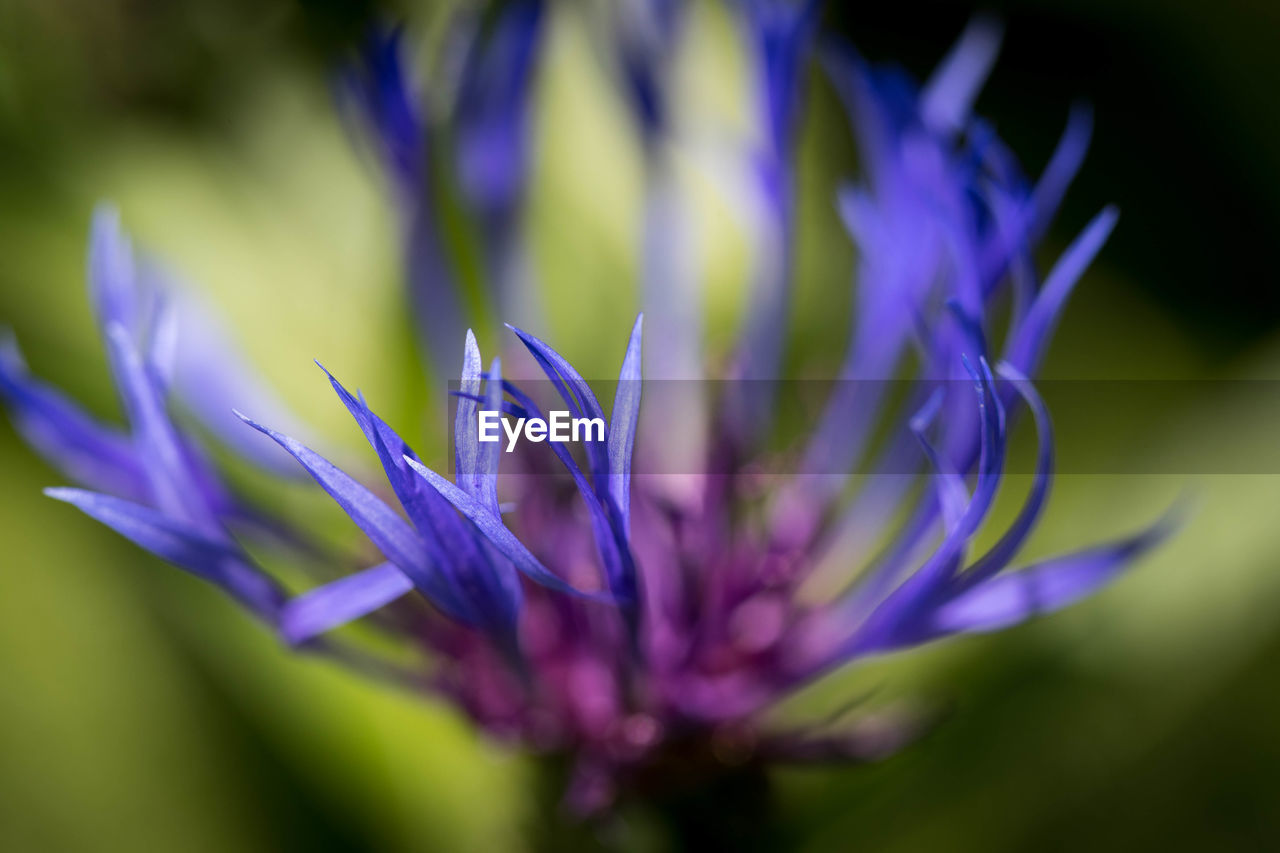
[401,454,619,604]
[1006,206,1118,375]
[453,0,546,216]
[338,25,425,192]
[930,509,1179,636]
[318,363,521,632]
[503,380,639,606]
[454,329,484,477]
[145,294,180,392]
[46,487,235,582]
[460,357,502,513]
[845,357,1005,655]
[87,204,138,334]
[45,487,281,618]
[280,562,413,644]
[909,390,968,533]
[105,324,219,533]
[451,390,527,419]
[0,335,148,499]
[507,322,611,485]
[921,16,1003,133]
[234,411,465,617]
[1027,103,1093,242]
[608,314,643,529]
[956,362,1054,588]
[506,324,607,422]
[741,0,821,154]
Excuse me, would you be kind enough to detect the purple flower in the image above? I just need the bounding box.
[4,11,1177,820]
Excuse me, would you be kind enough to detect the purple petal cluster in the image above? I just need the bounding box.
[3,5,1175,817]
[1,207,289,620]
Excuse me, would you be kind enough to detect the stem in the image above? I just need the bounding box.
[527,751,781,852]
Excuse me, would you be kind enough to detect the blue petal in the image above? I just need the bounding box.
[846,356,1005,654]
[954,362,1054,589]
[451,389,527,419]
[234,411,467,620]
[453,0,546,216]
[105,324,219,533]
[145,293,179,393]
[87,204,140,336]
[338,25,425,192]
[506,323,611,484]
[86,211,312,479]
[613,0,684,140]
[608,314,643,530]
[318,361,452,535]
[280,562,413,645]
[476,358,504,513]
[45,487,282,619]
[920,16,1003,133]
[1005,206,1118,375]
[1026,104,1093,244]
[401,454,619,604]
[317,361,521,633]
[909,389,968,533]
[835,185,882,254]
[453,329,485,490]
[366,395,521,632]
[505,324,607,421]
[0,335,148,500]
[741,0,821,155]
[929,511,1178,636]
[502,380,639,607]
[454,337,502,514]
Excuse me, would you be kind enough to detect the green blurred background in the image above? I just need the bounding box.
[2,0,1279,849]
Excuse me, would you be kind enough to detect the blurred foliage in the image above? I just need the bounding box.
[1,0,1279,850]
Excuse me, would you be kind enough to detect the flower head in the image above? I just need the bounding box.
[4,5,1175,819]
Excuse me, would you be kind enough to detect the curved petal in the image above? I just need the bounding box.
[280,562,414,645]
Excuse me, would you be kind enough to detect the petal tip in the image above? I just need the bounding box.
[43,486,78,502]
